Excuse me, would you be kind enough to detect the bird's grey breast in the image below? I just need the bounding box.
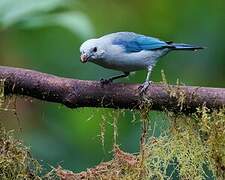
[96,46,168,72]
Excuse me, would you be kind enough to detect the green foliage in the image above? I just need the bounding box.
[0,0,67,26]
[0,0,93,38]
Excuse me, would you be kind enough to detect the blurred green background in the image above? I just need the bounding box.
[0,0,224,173]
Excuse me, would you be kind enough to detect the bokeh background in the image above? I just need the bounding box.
[0,0,224,173]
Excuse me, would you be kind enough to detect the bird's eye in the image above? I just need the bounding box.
[93,47,97,52]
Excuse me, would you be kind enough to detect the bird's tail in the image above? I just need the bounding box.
[170,43,204,51]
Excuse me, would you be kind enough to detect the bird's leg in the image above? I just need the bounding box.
[100,72,130,85]
[139,67,152,93]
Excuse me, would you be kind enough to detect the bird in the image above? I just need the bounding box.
[80,32,203,93]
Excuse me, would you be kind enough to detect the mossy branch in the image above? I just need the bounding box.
[0,66,224,113]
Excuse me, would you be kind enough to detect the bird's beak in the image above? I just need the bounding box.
[80,54,89,63]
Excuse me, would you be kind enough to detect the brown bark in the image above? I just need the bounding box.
[0,66,224,113]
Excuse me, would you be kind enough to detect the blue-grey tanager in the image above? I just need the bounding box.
[80,32,203,92]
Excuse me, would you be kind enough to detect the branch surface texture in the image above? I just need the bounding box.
[0,66,224,113]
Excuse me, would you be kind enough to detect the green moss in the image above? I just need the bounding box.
[144,108,225,179]
[161,70,187,111]
[55,108,225,179]
[0,126,42,180]
[146,115,207,179]
[197,107,225,178]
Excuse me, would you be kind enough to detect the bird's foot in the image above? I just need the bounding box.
[100,78,113,86]
[138,81,152,94]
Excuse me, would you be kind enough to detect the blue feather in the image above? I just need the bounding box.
[112,33,167,52]
[171,43,204,50]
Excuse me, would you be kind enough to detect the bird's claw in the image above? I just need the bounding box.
[138,81,152,94]
[100,78,113,86]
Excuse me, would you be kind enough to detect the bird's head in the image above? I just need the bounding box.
[80,39,104,63]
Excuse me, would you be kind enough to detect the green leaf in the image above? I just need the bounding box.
[20,12,94,38]
[0,0,94,38]
[0,0,69,27]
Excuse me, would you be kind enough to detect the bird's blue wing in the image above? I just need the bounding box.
[112,33,168,53]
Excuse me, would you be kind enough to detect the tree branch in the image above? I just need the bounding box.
[0,66,224,113]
